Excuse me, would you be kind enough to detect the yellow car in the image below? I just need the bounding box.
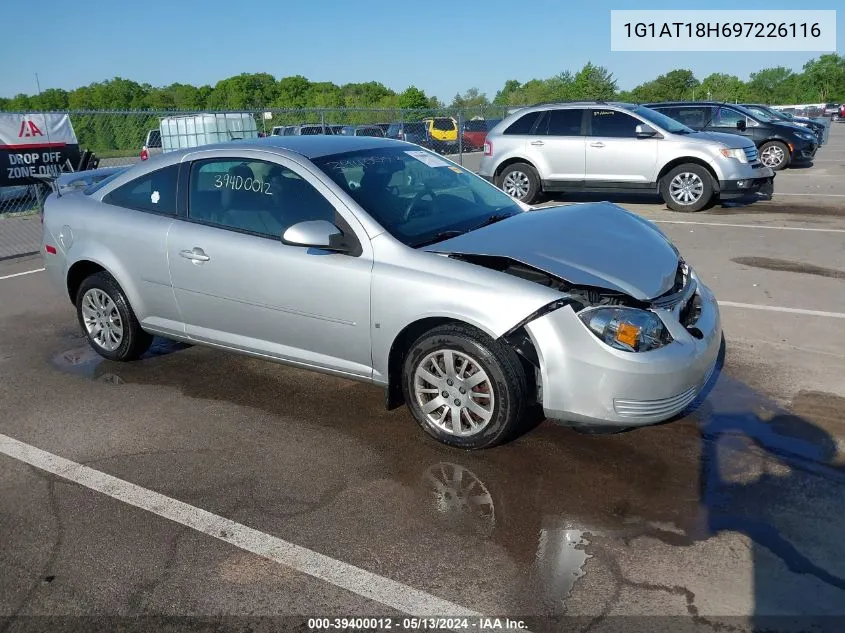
[422,117,458,152]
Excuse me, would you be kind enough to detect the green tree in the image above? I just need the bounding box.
[699,73,747,102]
[572,62,616,100]
[451,87,489,108]
[628,69,698,102]
[493,80,521,105]
[398,86,429,110]
[746,67,796,103]
[206,73,277,109]
[802,54,845,102]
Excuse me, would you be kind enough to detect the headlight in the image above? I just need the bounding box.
[719,148,747,163]
[578,307,672,352]
[800,132,816,141]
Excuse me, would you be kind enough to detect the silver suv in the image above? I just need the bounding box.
[478,102,775,212]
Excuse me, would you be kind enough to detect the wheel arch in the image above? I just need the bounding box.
[494,156,537,179]
[384,316,540,410]
[657,158,720,192]
[65,252,145,318]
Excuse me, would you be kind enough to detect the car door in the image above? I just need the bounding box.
[516,108,584,183]
[523,108,586,183]
[584,108,658,185]
[166,151,374,379]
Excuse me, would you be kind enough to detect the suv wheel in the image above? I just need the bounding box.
[759,141,790,170]
[660,164,714,212]
[497,163,540,204]
[402,324,528,450]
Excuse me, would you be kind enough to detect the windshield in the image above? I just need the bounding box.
[743,106,777,122]
[622,105,694,134]
[313,147,523,247]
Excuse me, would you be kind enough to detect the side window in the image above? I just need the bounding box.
[188,159,337,239]
[545,109,583,136]
[103,164,179,215]
[713,107,744,127]
[503,111,542,135]
[672,107,711,128]
[589,109,640,138]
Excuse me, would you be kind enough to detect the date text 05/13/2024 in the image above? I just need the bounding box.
[307,616,529,630]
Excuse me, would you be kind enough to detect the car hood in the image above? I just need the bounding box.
[424,203,680,301]
[688,131,755,149]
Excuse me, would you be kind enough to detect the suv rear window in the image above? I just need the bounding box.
[432,118,456,131]
[503,111,541,135]
[545,109,583,136]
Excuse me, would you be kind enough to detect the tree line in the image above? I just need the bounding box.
[1,54,842,153]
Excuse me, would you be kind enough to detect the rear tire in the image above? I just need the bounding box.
[402,324,528,450]
[497,163,541,204]
[759,141,790,171]
[75,272,152,362]
[660,164,714,212]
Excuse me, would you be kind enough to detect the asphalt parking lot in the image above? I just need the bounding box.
[1,126,845,632]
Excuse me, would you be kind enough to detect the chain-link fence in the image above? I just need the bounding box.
[0,105,513,257]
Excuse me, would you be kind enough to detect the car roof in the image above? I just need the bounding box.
[176,135,413,159]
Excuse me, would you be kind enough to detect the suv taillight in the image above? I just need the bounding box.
[483,141,492,156]
[140,147,149,161]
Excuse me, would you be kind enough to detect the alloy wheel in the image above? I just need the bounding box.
[413,349,495,436]
[80,288,123,351]
[669,172,704,205]
[502,170,530,199]
[760,145,785,168]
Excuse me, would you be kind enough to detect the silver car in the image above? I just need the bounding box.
[42,136,722,449]
[478,101,774,212]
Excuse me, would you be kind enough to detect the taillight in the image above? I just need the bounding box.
[45,244,57,255]
[140,147,149,161]
[483,141,492,156]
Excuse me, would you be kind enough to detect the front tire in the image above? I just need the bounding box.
[759,141,790,171]
[660,164,714,212]
[402,324,528,450]
[497,163,541,204]
[76,272,153,362]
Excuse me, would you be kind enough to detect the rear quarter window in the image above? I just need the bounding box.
[503,111,541,135]
[102,164,179,215]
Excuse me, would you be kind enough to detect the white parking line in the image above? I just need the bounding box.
[0,267,45,281]
[654,220,845,233]
[719,301,845,320]
[774,192,845,197]
[0,433,482,619]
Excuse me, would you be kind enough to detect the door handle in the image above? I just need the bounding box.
[530,140,545,146]
[180,248,210,262]
[590,142,605,148]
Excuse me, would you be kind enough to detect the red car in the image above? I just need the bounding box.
[461,118,501,151]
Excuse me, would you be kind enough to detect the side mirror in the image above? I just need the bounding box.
[282,220,347,251]
[736,119,747,131]
[635,124,657,138]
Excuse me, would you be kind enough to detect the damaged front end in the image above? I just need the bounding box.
[448,253,713,419]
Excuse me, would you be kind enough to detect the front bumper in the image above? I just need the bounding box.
[791,140,818,162]
[524,281,722,427]
[716,163,774,200]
